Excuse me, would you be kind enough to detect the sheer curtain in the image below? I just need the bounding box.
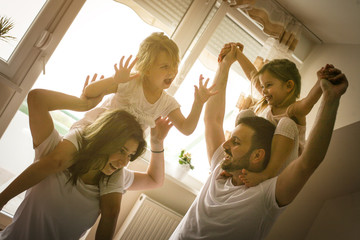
[228,0,303,69]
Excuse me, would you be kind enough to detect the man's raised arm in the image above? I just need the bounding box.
[204,45,237,164]
[275,68,348,206]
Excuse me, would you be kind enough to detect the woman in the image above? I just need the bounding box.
[0,76,172,239]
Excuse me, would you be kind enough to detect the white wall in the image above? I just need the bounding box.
[299,43,360,135]
[306,191,360,240]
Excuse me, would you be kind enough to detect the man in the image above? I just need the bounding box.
[169,45,348,239]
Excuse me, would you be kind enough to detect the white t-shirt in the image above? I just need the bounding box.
[72,79,180,130]
[0,129,134,240]
[259,105,305,154]
[70,79,179,194]
[169,146,286,240]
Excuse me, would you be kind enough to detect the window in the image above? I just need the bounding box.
[0,0,47,61]
[0,0,193,216]
[0,0,268,216]
[164,8,263,183]
[0,0,86,218]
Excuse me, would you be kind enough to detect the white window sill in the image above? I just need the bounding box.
[139,150,204,195]
[0,210,12,230]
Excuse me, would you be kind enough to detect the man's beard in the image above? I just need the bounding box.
[221,150,252,172]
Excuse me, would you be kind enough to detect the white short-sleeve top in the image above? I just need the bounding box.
[72,79,180,130]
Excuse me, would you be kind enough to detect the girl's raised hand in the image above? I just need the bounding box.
[113,55,140,84]
[194,74,218,105]
[80,73,105,110]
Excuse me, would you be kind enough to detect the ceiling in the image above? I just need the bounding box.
[276,0,360,45]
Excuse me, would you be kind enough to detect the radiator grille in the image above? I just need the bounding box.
[115,194,183,240]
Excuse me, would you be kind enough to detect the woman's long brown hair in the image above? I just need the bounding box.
[68,109,146,185]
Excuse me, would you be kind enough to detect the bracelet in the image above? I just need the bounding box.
[151,149,164,153]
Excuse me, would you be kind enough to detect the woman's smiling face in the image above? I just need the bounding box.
[101,138,139,175]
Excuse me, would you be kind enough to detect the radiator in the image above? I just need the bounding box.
[115,194,183,240]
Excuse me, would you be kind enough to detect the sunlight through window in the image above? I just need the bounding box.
[0,0,263,216]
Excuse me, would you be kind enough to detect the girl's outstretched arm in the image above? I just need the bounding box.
[167,75,218,135]
[84,55,139,98]
[219,43,261,94]
[235,48,257,79]
[290,64,338,121]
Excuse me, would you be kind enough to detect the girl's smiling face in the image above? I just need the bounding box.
[259,70,292,107]
[101,138,139,175]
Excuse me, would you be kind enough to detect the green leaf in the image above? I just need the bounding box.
[179,149,185,158]
[0,16,16,42]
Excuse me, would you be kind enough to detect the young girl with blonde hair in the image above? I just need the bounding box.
[76,32,216,134]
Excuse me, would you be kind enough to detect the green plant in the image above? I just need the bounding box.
[0,16,16,42]
[178,149,194,170]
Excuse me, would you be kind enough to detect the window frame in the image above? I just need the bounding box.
[0,0,86,137]
[162,1,271,191]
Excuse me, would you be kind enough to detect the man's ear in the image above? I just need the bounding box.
[251,149,266,164]
[286,80,295,92]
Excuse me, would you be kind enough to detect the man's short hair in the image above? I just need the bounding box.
[236,116,275,169]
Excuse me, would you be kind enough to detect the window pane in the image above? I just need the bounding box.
[0,0,47,61]
[164,13,262,183]
[124,0,193,34]
[0,0,181,216]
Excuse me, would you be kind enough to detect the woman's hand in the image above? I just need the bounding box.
[150,117,173,148]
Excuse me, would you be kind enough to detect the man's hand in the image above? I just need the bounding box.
[317,64,341,81]
[113,55,140,84]
[320,68,348,99]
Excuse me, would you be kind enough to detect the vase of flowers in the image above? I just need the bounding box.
[174,150,194,180]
